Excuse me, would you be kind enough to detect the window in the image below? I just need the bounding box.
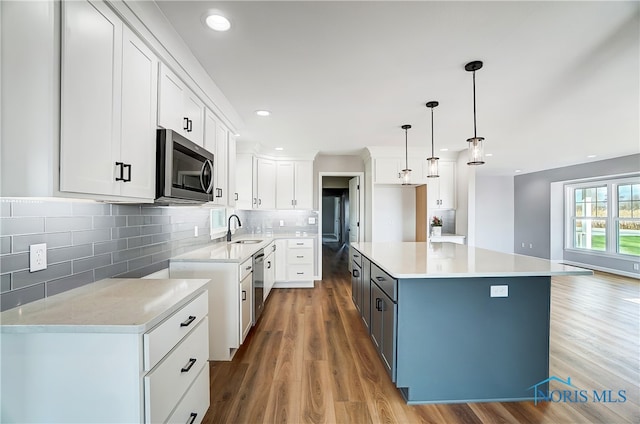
[566,177,639,257]
[617,183,640,255]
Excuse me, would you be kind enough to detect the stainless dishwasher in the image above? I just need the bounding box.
[253,249,265,323]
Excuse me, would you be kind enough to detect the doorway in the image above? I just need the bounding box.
[318,172,364,280]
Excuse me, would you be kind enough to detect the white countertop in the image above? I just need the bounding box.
[171,233,317,263]
[352,242,593,279]
[0,278,209,334]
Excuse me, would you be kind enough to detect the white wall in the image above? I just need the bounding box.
[372,186,416,242]
[313,155,364,209]
[475,176,515,253]
[455,152,477,245]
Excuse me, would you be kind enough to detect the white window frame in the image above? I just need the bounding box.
[565,176,640,258]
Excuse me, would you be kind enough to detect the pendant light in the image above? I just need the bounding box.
[400,124,412,185]
[465,60,485,165]
[426,101,440,178]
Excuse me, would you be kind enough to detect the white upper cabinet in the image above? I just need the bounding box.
[256,158,277,209]
[294,161,313,209]
[374,157,426,185]
[204,109,230,206]
[276,161,295,208]
[235,153,254,209]
[158,63,205,146]
[60,0,157,201]
[275,160,313,209]
[227,133,237,208]
[427,161,456,209]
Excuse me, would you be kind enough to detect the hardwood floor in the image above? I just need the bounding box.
[203,243,639,423]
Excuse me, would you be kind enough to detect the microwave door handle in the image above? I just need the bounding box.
[201,159,214,194]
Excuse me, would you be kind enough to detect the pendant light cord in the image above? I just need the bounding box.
[405,128,408,169]
[431,107,435,156]
[472,70,477,139]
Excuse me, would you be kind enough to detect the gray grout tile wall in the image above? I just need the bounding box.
[0,199,214,311]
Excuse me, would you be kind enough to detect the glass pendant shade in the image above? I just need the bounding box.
[426,157,439,178]
[401,168,411,185]
[467,136,485,165]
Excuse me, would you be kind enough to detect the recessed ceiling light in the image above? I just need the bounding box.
[275,147,284,151]
[205,14,231,31]
[515,169,522,173]
[485,153,493,157]
[256,110,271,117]
[587,154,597,158]
[439,148,449,152]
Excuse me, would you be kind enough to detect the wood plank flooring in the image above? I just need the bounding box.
[203,243,639,423]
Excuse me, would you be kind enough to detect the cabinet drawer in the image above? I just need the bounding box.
[288,264,313,280]
[145,317,209,424]
[165,363,209,424]
[239,258,253,281]
[371,263,397,301]
[287,248,313,264]
[288,238,313,249]
[350,247,362,268]
[144,290,208,371]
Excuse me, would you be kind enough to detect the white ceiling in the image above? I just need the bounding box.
[155,0,640,176]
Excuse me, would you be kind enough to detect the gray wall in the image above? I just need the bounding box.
[0,199,214,311]
[313,154,364,209]
[514,154,640,275]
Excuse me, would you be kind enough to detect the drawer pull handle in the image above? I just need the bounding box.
[376,276,385,282]
[296,272,304,275]
[246,266,252,270]
[180,315,196,327]
[296,255,304,258]
[181,358,197,373]
[353,269,360,278]
[187,412,198,424]
[354,254,359,258]
[375,298,382,311]
[242,290,246,301]
[296,242,304,245]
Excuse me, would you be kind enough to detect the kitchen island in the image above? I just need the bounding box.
[349,242,592,404]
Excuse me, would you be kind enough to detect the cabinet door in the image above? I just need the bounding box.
[274,239,287,282]
[294,161,314,209]
[351,262,360,307]
[438,161,456,209]
[214,122,228,205]
[408,157,426,184]
[235,154,254,209]
[240,272,252,342]
[60,0,122,196]
[158,64,186,136]
[264,252,275,300]
[184,91,205,146]
[256,158,276,209]
[374,158,401,184]
[276,161,295,209]
[427,179,440,210]
[370,283,384,352]
[361,258,371,333]
[119,26,157,199]
[380,293,397,380]
[227,134,236,207]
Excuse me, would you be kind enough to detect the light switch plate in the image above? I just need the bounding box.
[30,243,47,272]
[308,217,316,224]
[490,285,508,298]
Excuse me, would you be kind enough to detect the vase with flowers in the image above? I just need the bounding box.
[431,216,442,237]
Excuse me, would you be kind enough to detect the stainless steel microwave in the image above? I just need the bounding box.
[156,129,214,203]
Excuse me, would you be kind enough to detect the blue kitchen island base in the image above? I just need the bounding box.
[395,276,550,404]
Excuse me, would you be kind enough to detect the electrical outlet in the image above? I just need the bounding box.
[490,285,509,298]
[194,226,198,237]
[30,243,47,272]
[521,242,525,248]
[308,217,316,225]
[529,243,533,249]
[279,220,284,227]
[634,263,639,271]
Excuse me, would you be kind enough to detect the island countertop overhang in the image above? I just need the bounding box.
[351,242,593,279]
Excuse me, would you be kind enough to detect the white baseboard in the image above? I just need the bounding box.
[561,260,640,279]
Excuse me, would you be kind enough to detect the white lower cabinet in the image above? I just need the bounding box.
[0,284,209,423]
[274,238,316,287]
[169,258,254,361]
[264,242,276,300]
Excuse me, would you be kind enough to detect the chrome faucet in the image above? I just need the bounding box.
[227,214,242,242]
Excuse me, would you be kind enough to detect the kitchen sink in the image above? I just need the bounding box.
[232,239,262,244]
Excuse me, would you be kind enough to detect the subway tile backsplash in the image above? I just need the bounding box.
[0,198,214,311]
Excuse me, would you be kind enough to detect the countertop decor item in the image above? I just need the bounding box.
[465,60,486,165]
[431,216,442,227]
[401,124,412,185]
[426,101,440,178]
